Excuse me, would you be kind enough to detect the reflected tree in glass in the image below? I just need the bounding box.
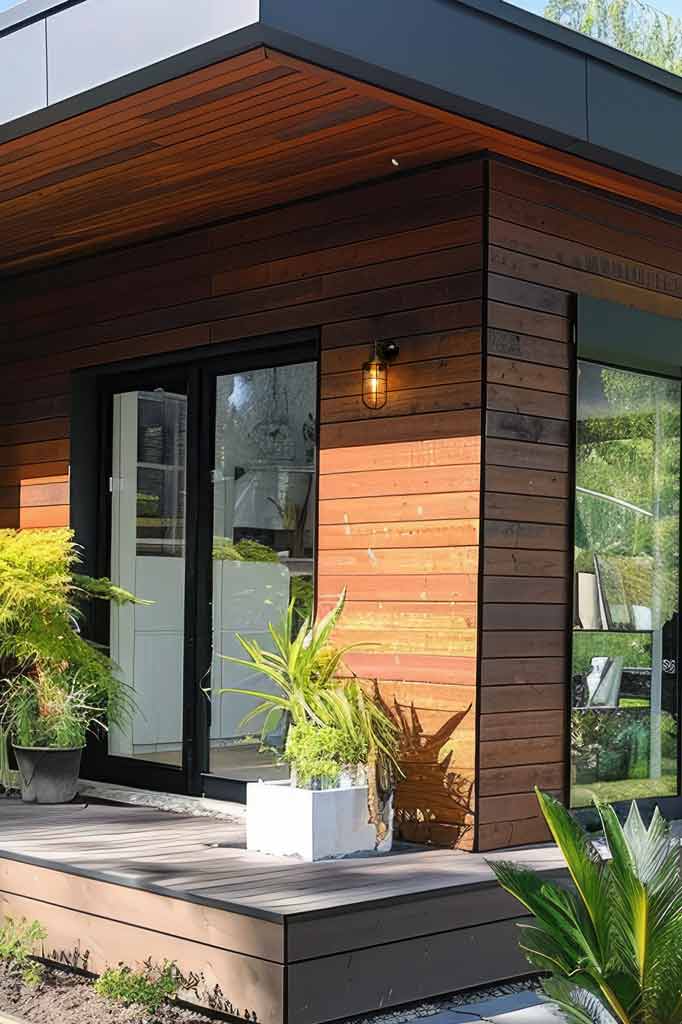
[571,362,680,807]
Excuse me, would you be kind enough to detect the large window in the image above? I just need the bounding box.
[571,361,680,807]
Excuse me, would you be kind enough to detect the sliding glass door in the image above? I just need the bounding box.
[109,386,188,769]
[208,363,317,783]
[571,360,681,807]
[98,336,318,797]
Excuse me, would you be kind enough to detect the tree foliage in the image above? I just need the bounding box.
[545,0,682,74]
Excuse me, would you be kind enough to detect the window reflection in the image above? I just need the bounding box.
[109,390,186,766]
[209,362,317,781]
[571,362,680,807]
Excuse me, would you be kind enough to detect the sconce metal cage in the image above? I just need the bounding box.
[362,341,399,410]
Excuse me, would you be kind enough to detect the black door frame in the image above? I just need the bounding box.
[72,328,320,800]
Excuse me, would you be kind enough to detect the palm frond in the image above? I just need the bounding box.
[491,790,682,1024]
[543,976,619,1024]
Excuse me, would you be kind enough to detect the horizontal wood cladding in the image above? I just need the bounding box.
[0,48,492,275]
[476,156,682,852]
[0,157,484,850]
[8,42,682,279]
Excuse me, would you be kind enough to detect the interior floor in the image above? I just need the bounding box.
[128,743,290,782]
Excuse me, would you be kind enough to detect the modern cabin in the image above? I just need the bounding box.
[2,0,682,859]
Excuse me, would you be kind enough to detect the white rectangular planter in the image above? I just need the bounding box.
[246,779,393,861]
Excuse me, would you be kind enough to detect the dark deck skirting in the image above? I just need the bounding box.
[0,801,564,1024]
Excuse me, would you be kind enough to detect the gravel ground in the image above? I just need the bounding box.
[340,978,543,1024]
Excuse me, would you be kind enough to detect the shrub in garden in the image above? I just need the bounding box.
[490,789,682,1023]
[0,917,46,988]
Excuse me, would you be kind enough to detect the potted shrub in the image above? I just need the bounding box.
[216,590,401,860]
[0,529,143,803]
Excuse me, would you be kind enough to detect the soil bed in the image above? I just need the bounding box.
[0,962,220,1024]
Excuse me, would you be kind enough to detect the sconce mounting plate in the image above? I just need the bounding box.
[375,341,400,362]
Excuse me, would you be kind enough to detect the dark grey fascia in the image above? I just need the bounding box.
[2,0,682,198]
[578,295,682,377]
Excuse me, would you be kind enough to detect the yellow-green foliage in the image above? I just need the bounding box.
[212,537,278,562]
[0,917,46,988]
[0,529,141,755]
[94,961,184,1012]
[0,529,73,636]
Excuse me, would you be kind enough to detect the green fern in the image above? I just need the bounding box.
[0,529,141,762]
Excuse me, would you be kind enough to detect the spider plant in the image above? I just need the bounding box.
[490,789,682,1024]
[214,589,401,834]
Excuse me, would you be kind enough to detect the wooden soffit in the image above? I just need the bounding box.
[3,45,682,275]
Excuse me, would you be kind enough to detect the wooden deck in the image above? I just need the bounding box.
[0,799,565,1024]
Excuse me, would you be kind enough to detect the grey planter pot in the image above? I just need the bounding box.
[13,746,83,804]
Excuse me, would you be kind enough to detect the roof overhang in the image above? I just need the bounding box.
[2,0,682,274]
[3,0,682,187]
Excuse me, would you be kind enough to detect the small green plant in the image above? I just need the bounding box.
[290,575,314,625]
[490,789,682,1024]
[95,960,186,1013]
[284,719,367,787]
[0,917,47,987]
[21,960,44,988]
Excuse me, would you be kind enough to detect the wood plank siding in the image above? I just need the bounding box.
[0,157,484,848]
[0,48,489,276]
[476,157,682,851]
[6,120,682,850]
[8,46,682,280]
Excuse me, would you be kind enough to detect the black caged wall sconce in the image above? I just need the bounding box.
[361,341,400,410]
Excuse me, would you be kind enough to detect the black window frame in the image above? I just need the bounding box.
[572,296,682,825]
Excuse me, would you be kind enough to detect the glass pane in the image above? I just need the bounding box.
[571,362,680,807]
[209,363,317,781]
[136,394,186,556]
[109,390,187,767]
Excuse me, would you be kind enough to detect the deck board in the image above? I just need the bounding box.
[0,798,564,1024]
